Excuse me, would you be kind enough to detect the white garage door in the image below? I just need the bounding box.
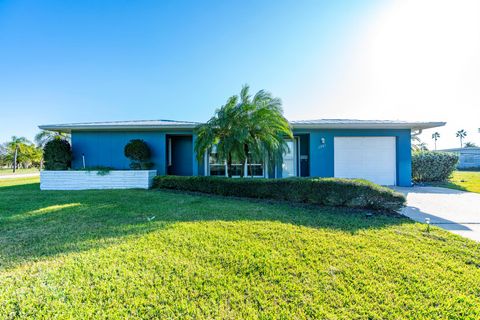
[334,137,396,185]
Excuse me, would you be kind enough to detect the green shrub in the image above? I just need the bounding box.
[153,176,406,211]
[412,151,459,182]
[124,139,154,170]
[43,138,72,170]
[80,166,114,176]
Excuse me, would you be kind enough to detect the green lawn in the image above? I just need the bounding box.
[1,178,480,318]
[0,167,39,176]
[432,171,480,193]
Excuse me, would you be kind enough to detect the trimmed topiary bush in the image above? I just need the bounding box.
[124,139,154,170]
[412,151,459,182]
[153,176,406,211]
[43,138,72,170]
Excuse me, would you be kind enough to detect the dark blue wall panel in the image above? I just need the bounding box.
[71,128,412,186]
[71,131,167,174]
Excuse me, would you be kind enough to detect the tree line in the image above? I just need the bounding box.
[0,131,69,172]
[412,129,477,151]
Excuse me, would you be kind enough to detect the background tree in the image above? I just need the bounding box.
[411,135,428,152]
[195,85,292,177]
[35,130,70,148]
[0,144,7,168]
[4,136,41,172]
[464,141,478,148]
[431,132,440,151]
[456,129,467,148]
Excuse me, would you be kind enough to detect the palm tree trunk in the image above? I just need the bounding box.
[13,146,18,173]
[242,144,249,178]
[227,153,232,178]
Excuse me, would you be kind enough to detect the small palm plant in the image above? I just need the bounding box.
[195,85,292,177]
[456,129,467,148]
[431,132,440,150]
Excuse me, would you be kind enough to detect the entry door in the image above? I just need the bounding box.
[167,136,193,176]
[334,137,396,185]
[282,139,297,177]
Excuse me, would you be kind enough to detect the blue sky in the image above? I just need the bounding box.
[1,0,479,148]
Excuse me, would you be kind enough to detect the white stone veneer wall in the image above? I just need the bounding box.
[40,170,157,190]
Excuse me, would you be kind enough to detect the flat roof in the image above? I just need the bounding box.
[39,118,446,133]
[289,119,445,130]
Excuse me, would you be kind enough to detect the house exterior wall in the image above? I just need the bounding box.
[297,129,412,187]
[457,149,480,169]
[71,128,412,186]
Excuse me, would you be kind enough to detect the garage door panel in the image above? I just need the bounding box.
[334,137,396,185]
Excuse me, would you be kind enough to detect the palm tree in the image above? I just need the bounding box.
[195,85,292,177]
[456,129,467,148]
[6,136,32,172]
[431,132,440,150]
[464,141,478,148]
[411,135,428,152]
[34,130,70,148]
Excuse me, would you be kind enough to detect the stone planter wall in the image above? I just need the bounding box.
[40,170,157,190]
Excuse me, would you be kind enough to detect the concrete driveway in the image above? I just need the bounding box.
[394,186,480,242]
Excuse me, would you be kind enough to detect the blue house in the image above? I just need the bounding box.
[39,119,445,187]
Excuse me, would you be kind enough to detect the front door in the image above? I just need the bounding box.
[167,135,193,176]
[282,139,297,177]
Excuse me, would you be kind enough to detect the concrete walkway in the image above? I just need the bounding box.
[395,186,480,242]
[0,173,39,179]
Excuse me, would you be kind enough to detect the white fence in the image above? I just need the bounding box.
[40,170,157,190]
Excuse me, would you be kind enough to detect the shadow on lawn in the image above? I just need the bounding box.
[0,181,413,270]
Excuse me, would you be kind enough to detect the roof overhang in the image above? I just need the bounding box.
[38,123,199,133]
[39,120,446,133]
[290,121,446,130]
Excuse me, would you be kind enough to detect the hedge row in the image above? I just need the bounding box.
[153,176,406,211]
[412,151,459,182]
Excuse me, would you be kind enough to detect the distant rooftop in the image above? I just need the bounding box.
[439,147,480,152]
[39,118,445,133]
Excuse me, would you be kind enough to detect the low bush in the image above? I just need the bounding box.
[412,151,459,182]
[80,166,114,176]
[124,139,154,169]
[153,176,406,211]
[43,138,72,170]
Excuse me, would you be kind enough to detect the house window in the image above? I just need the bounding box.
[208,147,226,176]
[208,146,265,177]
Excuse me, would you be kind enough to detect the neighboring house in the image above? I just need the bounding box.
[39,119,445,186]
[439,147,480,169]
